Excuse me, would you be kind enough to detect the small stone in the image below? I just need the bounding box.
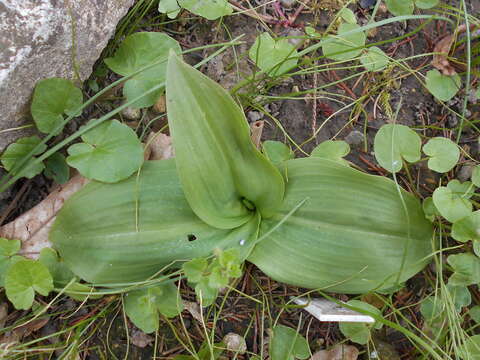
[222,332,247,354]
[457,163,475,182]
[468,89,478,104]
[280,0,296,8]
[344,130,364,146]
[447,114,458,128]
[121,106,142,121]
[247,111,262,123]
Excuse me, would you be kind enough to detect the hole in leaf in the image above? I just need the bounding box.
[187,234,197,242]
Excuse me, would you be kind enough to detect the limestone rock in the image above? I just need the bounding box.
[0,0,134,152]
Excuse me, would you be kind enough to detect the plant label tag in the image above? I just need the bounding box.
[293,297,375,323]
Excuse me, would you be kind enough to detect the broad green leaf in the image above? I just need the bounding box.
[415,0,439,9]
[178,0,232,20]
[1,136,47,178]
[447,253,480,286]
[166,52,285,229]
[51,160,260,284]
[66,119,144,183]
[322,23,366,61]
[311,140,350,165]
[44,153,70,184]
[475,242,480,258]
[425,69,462,102]
[360,47,389,72]
[183,258,208,283]
[5,259,53,310]
[460,335,480,360]
[124,283,183,333]
[262,140,294,173]
[31,78,83,135]
[270,325,310,360]
[472,165,480,187]
[432,184,472,223]
[248,157,433,294]
[0,238,21,286]
[338,8,356,24]
[249,32,298,76]
[373,124,421,173]
[452,211,480,242]
[105,32,181,108]
[423,137,460,173]
[158,0,181,18]
[385,0,414,15]
[422,197,439,222]
[339,300,382,344]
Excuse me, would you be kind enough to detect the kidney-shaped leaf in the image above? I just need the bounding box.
[339,300,382,345]
[66,119,144,183]
[249,32,298,76]
[124,282,183,333]
[0,238,21,286]
[105,32,181,108]
[262,140,294,172]
[166,52,284,229]
[270,325,310,360]
[179,0,233,20]
[433,184,472,223]
[423,137,460,173]
[447,253,480,287]
[385,0,414,15]
[31,78,83,135]
[322,23,366,61]
[415,0,439,9]
[5,259,53,310]
[460,335,480,360]
[1,136,47,179]
[374,124,421,173]
[452,211,480,243]
[425,69,462,102]
[311,140,350,165]
[158,0,181,18]
[360,46,389,72]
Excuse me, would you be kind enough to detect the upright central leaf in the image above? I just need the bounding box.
[166,53,285,229]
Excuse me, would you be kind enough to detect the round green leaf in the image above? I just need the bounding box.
[423,137,460,173]
[469,306,480,324]
[423,197,439,222]
[322,23,366,61]
[415,0,439,9]
[460,335,480,359]
[360,47,389,72]
[425,69,462,102]
[452,210,480,242]
[39,248,75,286]
[432,186,472,223]
[5,259,53,310]
[385,0,414,15]
[178,0,233,20]
[104,32,181,108]
[339,300,382,345]
[158,0,181,18]
[270,325,310,360]
[373,124,421,173]
[44,153,70,184]
[263,140,294,170]
[447,253,480,286]
[31,78,83,135]
[66,120,144,183]
[249,32,298,76]
[472,165,480,187]
[0,136,47,179]
[338,8,356,24]
[311,140,350,165]
[0,238,21,287]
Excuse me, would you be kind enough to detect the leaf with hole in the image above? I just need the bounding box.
[385,0,414,15]
[423,137,460,173]
[452,211,480,243]
[432,184,472,223]
[0,238,22,287]
[447,253,480,286]
[339,300,382,345]
[44,153,70,184]
[415,0,439,9]
[311,140,350,165]
[1,136,47,179]
[31,78,83,135]
[270,324,310,360]
[360,46,389,72]
[249,33,298,76]
[322,23,366,61]
[425,69,461,102]
[105,32,181,108]
[373,124,421,173]
[158,0,181,18]
[66,119,144,183]
[124,282,183,333]
[179,0,232,20]
[5,259,53,310]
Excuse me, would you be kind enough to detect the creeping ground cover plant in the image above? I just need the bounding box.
[49,50,433,306]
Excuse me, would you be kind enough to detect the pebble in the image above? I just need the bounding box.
[457,163,475,182]
[222,333,247,354]
[344,130,365,146]
[247,111,262,122]
[280,0,295,8]
[447,114,458,128]
[121,105,141,120]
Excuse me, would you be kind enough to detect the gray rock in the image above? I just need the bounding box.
[247,111,262,123]
[345,130,365,146]
[121,106,142,121]
[457,163,475,182]
[0,0,134,152]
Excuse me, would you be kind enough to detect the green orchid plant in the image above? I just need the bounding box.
[50,51,433,303]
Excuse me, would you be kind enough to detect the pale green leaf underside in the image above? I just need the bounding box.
[385,0,414,16]
[360,46,389,72]
[452,211,480,242]
[158,0,181,18]
[447,253,480,286]
[0,136,47,179]
[179,0,232,20]
[425,69,462,102]
[270,325,310,360]
[433,186,472,223]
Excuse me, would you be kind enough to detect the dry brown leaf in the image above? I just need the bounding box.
[130,328,154,348]
[0,317,49,349]
[311,344,359,360]
[0,175,89,258]
[0,303,7,329]
[153,95,167,113]
[144,132,174,161]
[432,24,470,76]
[183,300,203,322]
